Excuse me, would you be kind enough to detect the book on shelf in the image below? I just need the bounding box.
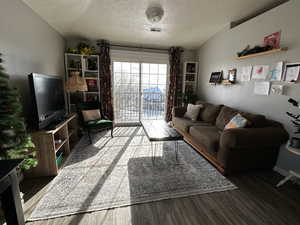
[86,79,98,92]
[185,84,194,93]
[85,57,98,71]
[86,94,99,102]
[186,63,196,73]
[186,74,195,81]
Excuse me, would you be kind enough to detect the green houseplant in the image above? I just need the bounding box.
[0,53,37,170]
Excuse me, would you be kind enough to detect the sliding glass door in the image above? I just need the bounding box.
[113,62,140,124]
[141,63,167,120]
[113,61,167,124]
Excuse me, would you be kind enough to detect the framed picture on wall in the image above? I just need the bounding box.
[284,63,300,82]
[269,61,284,81]
[252,65,269,80]
[209,71,222,84]
[228,69,237,83]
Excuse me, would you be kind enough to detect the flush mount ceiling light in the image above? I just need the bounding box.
[146,6,164,23]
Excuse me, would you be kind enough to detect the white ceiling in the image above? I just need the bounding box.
[23,0,287,49]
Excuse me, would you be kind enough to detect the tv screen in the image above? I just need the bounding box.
[28,73,66,130]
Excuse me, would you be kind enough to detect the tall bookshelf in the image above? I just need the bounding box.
[64,53,100,112]
[182,61,198,95]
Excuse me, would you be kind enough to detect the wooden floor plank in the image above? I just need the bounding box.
[21,170,300,225]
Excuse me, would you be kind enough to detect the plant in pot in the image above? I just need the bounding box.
[0,53,37,171]
[286,98,300,148]
[77,42,96,56]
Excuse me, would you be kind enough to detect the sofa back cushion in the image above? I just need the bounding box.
[195,101,222,123]
[216,106,238,130]
[216,105,267,130]
[265,119,283,128]
[184,104,203,121]
[241,112,266,128]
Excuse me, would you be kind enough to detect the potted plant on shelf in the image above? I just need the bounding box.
[0,53,37,172]
[77,42,96,56]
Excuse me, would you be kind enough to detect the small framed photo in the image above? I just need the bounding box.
[284,63,300,82]
[228,69,237,83]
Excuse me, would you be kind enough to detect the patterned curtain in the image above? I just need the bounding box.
[166,47,182,121]
[98,40,114,120]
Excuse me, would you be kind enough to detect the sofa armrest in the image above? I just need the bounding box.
[220,127,289,149]
[172,106,187,118]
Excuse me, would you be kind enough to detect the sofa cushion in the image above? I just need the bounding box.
[224,113,248,130]
[195,101,223,123]
[241,112,266,128]
[173,117,211,133]
[216,106,239,130]
[189,126,220,157]
[184,104,203,121]
[82,109,101,121]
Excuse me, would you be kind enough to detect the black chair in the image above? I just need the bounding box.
[76,101,113,144]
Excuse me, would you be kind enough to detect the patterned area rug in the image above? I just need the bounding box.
[28,126,237,221]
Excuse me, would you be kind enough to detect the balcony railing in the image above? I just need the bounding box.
[114,92,166,123]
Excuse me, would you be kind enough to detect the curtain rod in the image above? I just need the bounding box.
[97,41,184,52]
[111,44,169,52]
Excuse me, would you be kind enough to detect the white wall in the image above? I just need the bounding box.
[196,0,300,172]
[0,0,66,118]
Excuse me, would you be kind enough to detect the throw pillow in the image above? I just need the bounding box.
[82,109,101,121]
[184,104,203,121]
[224,113,248,130]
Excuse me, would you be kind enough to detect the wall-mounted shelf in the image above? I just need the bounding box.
[221,80,235,85]
[236,47,288,60]
[209,80,235,86]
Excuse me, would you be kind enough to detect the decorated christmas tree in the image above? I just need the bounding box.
[0,53,37,169]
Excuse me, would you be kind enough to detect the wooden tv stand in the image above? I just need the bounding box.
[26,113,79,177]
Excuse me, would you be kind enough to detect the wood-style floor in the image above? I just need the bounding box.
[21,170,300,225]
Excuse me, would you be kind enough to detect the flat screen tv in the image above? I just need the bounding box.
[28,73,66,130]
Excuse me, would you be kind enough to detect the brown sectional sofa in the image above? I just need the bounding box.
[172,101,289,174]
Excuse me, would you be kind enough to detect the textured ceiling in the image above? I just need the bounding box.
[23,0,287,49]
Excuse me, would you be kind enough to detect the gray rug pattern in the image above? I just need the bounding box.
[28,127,237,221]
